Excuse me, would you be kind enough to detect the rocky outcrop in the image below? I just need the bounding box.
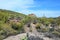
[4,32,60,40]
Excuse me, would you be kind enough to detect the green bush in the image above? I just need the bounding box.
[11,22,23,31]
[41,28,49,32]
[36,23,41,29]
[52,31,60,36]
[0,35,3,40]
[1,24,17,36]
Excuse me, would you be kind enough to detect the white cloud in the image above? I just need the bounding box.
[0,0,34,10]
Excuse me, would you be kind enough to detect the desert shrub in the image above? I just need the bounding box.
[0,24,18,36]
[0,35,3,40]
[56,18,60,25]
[41,28,49,32]
[0,13,8,23]
[21,17,31,24]
[52,31,60,37]
[11,22,23,31]
[0,30,6,40]
[0,30,5,40]
[56,28,60,32]
[36,23,41,29]
[36,23,41,27]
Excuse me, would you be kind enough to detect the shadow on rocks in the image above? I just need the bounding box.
[28,36,43,40]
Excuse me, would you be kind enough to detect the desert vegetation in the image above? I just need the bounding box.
[0,9,60,40]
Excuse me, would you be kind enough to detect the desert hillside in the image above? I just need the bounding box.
[0,9,60,40]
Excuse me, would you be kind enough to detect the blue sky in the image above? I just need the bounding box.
[0,0,60,17]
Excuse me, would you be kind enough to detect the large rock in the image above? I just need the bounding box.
[4,33,60,40]
[28,36,43,40]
